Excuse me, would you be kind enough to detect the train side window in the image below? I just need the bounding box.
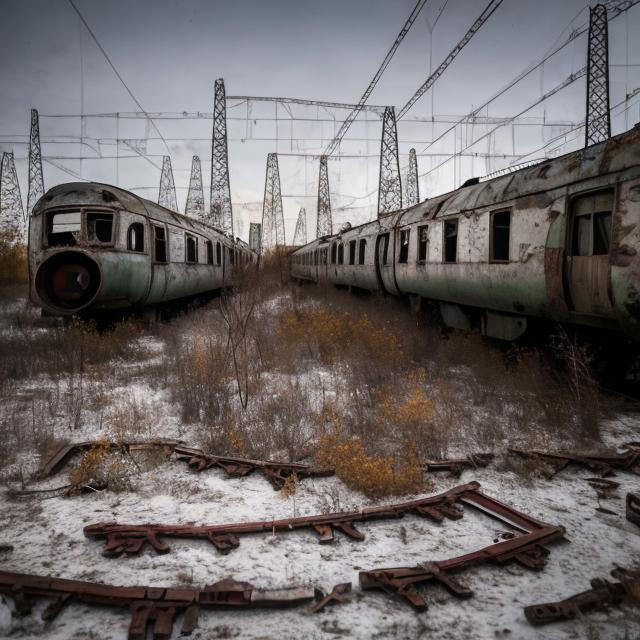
[216,242,222,265]
[127,223,144,252]
[490,210,511,262]
[154,225,167,263]
[229,247,234,265]
[349,240,356,265]
[185,234,198,263]
[86,212,113,244]
[382,234,390,265]
[444,219,458,263]
[570,191,613,256]
[205,240,214,264]
[331,242,337,264]
[358,239,366,264]
[338,243,344,265]
[417,225,428,263]
[399,229,410,263]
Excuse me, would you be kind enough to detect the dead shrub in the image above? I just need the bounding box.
[316,431,426,499]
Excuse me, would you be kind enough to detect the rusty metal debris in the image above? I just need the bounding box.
[84,481,554,557]
[37,440,332,490]
[508,443,640,477]
[38,439,184,478]
[0,570,321,639]
[359,525,565,611]
[310,582,352,613]
[627,493,640,526]
[423,453,493,476]
[524,567,640,625]
[172,445,332,489]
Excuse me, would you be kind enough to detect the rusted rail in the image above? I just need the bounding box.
[172,445,332,489]
[524,567,640,625]
[0,571,320,639]
[38,440,333,490]
[84,481,552,557]
[422,453,493,475]
[508,443,640,477]
[359,525,565,611]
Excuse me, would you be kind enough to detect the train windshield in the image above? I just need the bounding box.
[47,210,81,247]
[86,211,114,244]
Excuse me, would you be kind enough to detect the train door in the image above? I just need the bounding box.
[148,223,168,301]
[375,232,399,294]
[564,190,613,315]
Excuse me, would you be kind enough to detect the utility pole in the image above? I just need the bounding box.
[158,155,177,211]
[378,107,402,216]
[0,152,26,240]
[27,108,44,214]
[211,78,233,234]
[293,207,307,246]
[406,147,419,206]
[261,153,285,251]
[585,3,610,147]
[185,155,205,219]
[316,155,332,237]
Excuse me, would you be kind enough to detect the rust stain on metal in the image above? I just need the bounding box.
[310,582,352,613]
[544,247,569,315]
[0,571,318,639]
[359,524,565,611]
[524,567,640,626]
[422,453,493,476]
[84,482,555,558]
[509,444,640,477]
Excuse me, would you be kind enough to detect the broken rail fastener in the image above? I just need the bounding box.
[524,567,640,625]
[359,524,565,611]
[0,571,327,640]
[422,453,493,476]
[37,440,333,490]
[508,443,640,477]
[84,481,554,557]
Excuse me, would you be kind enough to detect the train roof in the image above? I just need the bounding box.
[33,181,255,251]
[293,123,640,253]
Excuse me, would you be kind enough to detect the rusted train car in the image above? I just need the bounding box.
[291,125,640,340]
[29,182,256,317]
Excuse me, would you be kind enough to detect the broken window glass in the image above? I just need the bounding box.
[399,229,410,263]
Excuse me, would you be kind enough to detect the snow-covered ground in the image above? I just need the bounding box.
[0,291,639,640]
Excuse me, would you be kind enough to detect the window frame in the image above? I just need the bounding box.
[85,210,115,246]
[338,243,344,265]
[489,209,511,263]
[443,218,458,264]
[185,233,198,264]
[358,238,367,265]
[398,228,410,264]
[417,224,428,263]
[205,239,214,265]
[127,222,145,253]
[153,224,168,264]
[568,189,614,258]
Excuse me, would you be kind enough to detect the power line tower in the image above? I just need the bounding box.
[249,222,262,254]
[261,153,285,251]
[28,108,44,214]
[585,4,610,147]
[185,155,205,219]
[0,152,26,239]
[210,78,233,234]
[406,147,419,206]
[293,207,307,246]
[316,155,332,237]
[378,106,402,216]
[158,155,177,211]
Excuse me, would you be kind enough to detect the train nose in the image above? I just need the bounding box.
[35,251,102,313]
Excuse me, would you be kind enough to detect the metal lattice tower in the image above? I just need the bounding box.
[27,108,44,214]
[0,152,26,239]
[378,107,402,216]
[261,153,285,251]
[293,208,307,246]
[585,4,610,147]
[249,222,262,254]
[406,148,419,206]
[316,155,332,237]
[210,78,233,234]
[158,155,177,211]
[185,155,205,219]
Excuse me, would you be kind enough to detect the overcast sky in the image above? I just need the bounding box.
[1,0,639,240]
